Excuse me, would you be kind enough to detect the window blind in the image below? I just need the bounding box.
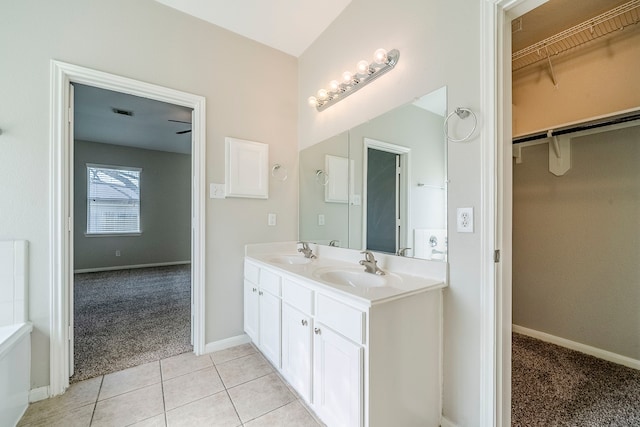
[87,164,141,234]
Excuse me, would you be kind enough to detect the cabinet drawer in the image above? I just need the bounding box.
[316,294,365,345]
[259,268,281,296]
[282,278,313,315]
[244,261,259,284]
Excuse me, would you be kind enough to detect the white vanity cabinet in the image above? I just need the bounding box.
[243,261,281,368]
[244,257,442,427]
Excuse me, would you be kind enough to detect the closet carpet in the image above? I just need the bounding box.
[71,265,192,383]
[512,332,640,426]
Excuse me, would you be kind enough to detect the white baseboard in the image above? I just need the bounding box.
[440,415,458,427]
[29,385,50,402]
[513,325,640,370]
[203,334,251,354]
[74,261,191,274]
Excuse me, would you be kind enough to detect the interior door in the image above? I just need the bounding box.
[366,148,399,253]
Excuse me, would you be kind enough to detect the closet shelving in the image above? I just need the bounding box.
[512,0,640,74]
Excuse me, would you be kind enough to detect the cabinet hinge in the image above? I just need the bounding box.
[494,250,501,263]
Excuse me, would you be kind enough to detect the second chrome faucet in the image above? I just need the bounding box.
[359,250,385,275]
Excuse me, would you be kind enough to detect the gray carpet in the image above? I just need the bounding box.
[512,332,640,426]
[71,265,192,383]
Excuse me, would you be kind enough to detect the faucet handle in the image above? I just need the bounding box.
[360,250,375,262]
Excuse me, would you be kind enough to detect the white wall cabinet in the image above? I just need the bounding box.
[244,258,442,427]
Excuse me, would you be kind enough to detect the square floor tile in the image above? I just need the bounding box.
[99,360,161,401]
[160,352,213,380]
[216,352,273,388]
[165,391,241,427]
[18,376,102,425]
[92,383,164,426]
[129,413,167,426]
[163,366,225,411]
[244,400,323,427]
[211,343,256,365]
[20,403,95,427]
[228,373,296,422]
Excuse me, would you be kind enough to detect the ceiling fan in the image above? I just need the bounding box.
[168,119,192,134]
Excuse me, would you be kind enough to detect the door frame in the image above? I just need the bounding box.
[362,138,411,254]
[49,60,206,396]
[480,0,546,425]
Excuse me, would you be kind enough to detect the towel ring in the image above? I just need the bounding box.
[271,164,288,182]
[444,107,477,142]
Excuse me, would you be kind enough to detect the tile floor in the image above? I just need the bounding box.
[18,343,324,427]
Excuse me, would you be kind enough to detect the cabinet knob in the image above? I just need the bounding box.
[314,327,321,335]
[258,291,263,296]
[301,319,308,326]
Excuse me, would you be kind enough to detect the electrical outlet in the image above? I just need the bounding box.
[209,183,225,199]
[268,213,277,226]
[457,207,474,233]
[318,214,325,226]
[115,250,121,256]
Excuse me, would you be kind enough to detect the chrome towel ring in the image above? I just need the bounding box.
[444,107,477,142]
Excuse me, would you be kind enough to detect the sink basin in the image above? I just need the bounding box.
[313,267,391,288]
[267,255,313,265]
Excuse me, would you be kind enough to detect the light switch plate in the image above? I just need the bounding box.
[210,183,226,199]
[268,213,277,226]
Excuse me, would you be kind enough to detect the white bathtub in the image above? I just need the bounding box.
[0,322,32,427]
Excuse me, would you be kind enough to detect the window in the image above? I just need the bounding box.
[86,164,141,235]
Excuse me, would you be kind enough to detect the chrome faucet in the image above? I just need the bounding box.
[359,250,385,275]
[297,241,316,259]
[329,240,339,247]
[396,247,412,257]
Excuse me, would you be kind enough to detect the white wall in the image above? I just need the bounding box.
[74,141,191,270]
[299,0,483,424]
[513,126,640,360]
[0,0,298,389]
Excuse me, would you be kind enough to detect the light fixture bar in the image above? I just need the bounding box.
[310,49,400,112]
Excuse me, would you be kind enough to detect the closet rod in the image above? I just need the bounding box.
[513,113,640,144]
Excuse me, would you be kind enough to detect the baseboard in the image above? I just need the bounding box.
[74,261,191,274]
[440,415,458,427]
[29,385,49,402]
[203,334,251,354]
[513,325,640,370]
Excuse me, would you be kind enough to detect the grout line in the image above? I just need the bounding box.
[89,375,104,426]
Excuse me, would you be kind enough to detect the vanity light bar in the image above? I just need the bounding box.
[308,48,400,112]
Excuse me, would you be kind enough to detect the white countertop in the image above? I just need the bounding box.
[245,242,447,307]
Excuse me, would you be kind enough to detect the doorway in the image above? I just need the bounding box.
[70,83,195,381]
[50,61,206,396]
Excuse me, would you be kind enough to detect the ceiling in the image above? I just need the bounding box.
[74,84,193,154]
[154,0,352,57]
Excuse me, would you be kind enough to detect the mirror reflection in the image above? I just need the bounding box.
[299,86,448,260]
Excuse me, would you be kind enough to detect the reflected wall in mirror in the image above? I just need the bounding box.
[298,86,447,261]
[299,132,349,247]
[349,87,447,260]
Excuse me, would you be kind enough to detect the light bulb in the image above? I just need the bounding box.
[356,60,370,74]
[307,96,317,107]
[342,71,353,83]
[317,89,328,100]
[373,48,388,64]
[329,80,340,92]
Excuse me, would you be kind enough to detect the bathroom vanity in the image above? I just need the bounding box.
[244,242,446,427]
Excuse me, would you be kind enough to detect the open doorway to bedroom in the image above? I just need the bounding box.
[70,83,195,382]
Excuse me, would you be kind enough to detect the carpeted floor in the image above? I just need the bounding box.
[71,265,192,383]
[512,332,640,426]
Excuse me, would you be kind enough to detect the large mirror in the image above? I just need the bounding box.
[299,86,447,261]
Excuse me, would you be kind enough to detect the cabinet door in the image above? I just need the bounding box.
[313,323,363,427]
[259,289,281,367]
[282,303,312,403]
[243,280,259,344]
